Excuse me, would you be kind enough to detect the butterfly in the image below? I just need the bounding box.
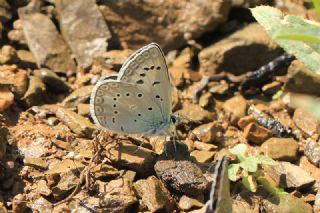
[90,43,179,136]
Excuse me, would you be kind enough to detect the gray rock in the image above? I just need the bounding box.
[55,107,97,138]
[305,139,320,167]
[55,0,111,68]
[264,162,315,189]
[154,142,209,196]
[199,23,282,76]
[18,2,76,73]
[134,176,174,212]
[99,0,231,52]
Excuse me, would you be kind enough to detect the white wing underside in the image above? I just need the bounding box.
[90,43,172,134]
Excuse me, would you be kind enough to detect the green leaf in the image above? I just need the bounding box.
[239,156,258,173]
[272,90,283,100]
[251,6,320,73]
[229,144,247,161]
[256,155,278,166]
[313,0,320,15]
[228,164,240,182]
[242,175,258,192]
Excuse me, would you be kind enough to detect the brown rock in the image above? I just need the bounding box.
[198,92,213,108]
[243,122,272,144]
[0,86,14,111]
[102,49,134,70]
[77,103,90,116]
[105,141,156,177]
[99,0,231,51]
[34,68,71,93]
[18,3,76,73]
[55,107,97,138]
[264,162,315,189]
[55,0,111,68]
[0,0,11,23]
[16,50,36,68]
[0,65,28,96]
[237,115,255,129]
[193,141,217,151]
[12,194,27,213]
[199,23,281,76]
[177,102,215,123]
[260,138,299,162]
[0,202,7,213]
[178,195,204,211]
[190,150,215,163]
[23,157,48,169]
[192,121,223,143]
[97,179,137,212]
[262,81,282,95]
[299,156,320,180]
[286,60,320,96]
[36,179,51,196]
[22,76,46,107]
[62,85,94,108]
[0,45,18,64]
[224,95,247,124]
[134,176,174,212]
[293,108,320,136]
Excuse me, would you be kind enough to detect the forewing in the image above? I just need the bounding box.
[117,43,172,117]
[90,80,167,134]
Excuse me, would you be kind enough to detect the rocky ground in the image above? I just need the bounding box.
[1,0,320,212]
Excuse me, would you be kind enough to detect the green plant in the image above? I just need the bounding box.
[251,6,320,119]
[228,144,277,192]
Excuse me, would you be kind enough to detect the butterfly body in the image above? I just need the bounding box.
[90,43,177,136]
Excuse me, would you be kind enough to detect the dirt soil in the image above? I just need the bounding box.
[0,0,320,212]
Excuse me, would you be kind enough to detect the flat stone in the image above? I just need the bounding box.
[0,45,18,64]
[134,176,174,212]
[105,141,156,177]
[62,85,94,108]
[177,102,216,123]
[286,60,320,96]
[96,179,137,212]
[304,139,320,167]
[102,49,134,70]
[22,76,46,107]
[293,108,320,136]
[299,156,320,180]
[55,107,97,138]
[99,1,230,51]
[0,86,14,111]
[260,138,299,162]
[16,50,37,68]
[155,159,209,196]
[31,197,53,213]
[56,0,111,68]
[34,68,71,93]
[91,164,119,180]
[18,3,76,73]
[178,195,204,211]
[190,150,215,163]
[199,23,281,76]
[264,162,315,189]
[193,141,217,151]
[243,122,272,144]
[223,95,247,124]
[36,179,52,196]
[77,103,90,116]
[262,81,282,95]
[23,157,48,169]
[237,115,255,129]
[192,121,223,143]
[0,65,28,96]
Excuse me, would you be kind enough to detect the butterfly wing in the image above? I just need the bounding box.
[117,43,172,119]
[90,80,169,134]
